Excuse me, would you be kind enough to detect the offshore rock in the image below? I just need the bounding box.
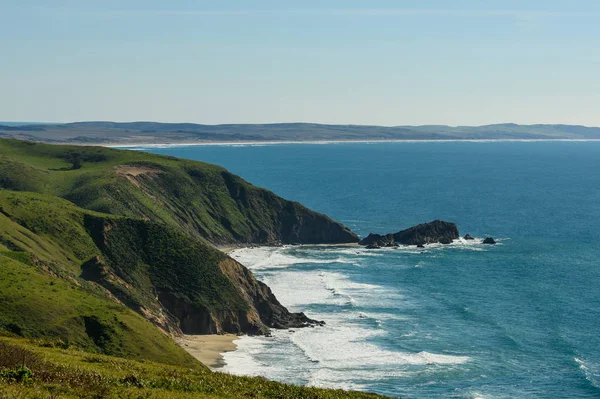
[360,221,459,247]
[464,234,474,240]
[393,220,459,245]
[483,237,497,245]
[359,233,396,247]
[360,220,459,247]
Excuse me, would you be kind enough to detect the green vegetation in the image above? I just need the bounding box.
[0,247,198,367]
[0,138,375,397]
[0,138,351,343]
[0,338,386,398]
[0,138,357,245]
[0,189,272,338]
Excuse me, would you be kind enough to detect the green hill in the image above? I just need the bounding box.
[0,139,358,245]
[0,138,356,337]
[0,138,380,397]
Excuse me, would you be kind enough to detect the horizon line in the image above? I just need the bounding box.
[1,121,598,129]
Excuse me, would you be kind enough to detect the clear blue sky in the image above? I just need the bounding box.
[2,0,599,126]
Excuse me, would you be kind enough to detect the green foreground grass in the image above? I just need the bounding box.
[0,338,386,399]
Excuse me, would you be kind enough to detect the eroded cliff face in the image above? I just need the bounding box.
[0,140,354,347]
[83,215,320,337]
[218,258,319,330]
[157,291,266,335]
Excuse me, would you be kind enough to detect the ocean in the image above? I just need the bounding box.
[137,141,600,398]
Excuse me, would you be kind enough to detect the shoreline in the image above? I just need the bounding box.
[102,138,600,148]
[177,334,239,369]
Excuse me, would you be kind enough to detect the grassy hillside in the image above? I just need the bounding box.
[0,138,380,397]
[0,138,358,245]
[0,250,198,367]
[0,138,354,343]
[0,338,387,399]
[0,190,315,339]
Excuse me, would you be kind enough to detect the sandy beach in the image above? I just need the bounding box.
[178,334,238,369]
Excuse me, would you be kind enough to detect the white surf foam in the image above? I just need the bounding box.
[575,357,600,388]
[223,246,472,391]
[230,246,359,270]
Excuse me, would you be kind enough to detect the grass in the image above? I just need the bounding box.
[0,138,372,397]
[0,189,262,339]
[0,138,358,245]
[0,254,197,367]
[0,338,388,399]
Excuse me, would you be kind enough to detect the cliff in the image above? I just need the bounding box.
[0,138,356,363]
[0,139,358,245]
[0,189,320,344]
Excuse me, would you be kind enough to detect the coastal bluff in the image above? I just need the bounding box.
[0,138,355,359]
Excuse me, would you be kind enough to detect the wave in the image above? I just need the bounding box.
[230,246,360,270]
[224,245,472,393]
[224,321,471,392]
[230,237,507,272]
[575,357,600,389]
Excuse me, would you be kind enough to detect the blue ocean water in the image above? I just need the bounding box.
[140,142,600,398]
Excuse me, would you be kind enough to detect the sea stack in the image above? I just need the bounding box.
[360,220,459,247]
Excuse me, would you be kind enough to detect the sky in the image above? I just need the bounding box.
[1,0,600,126]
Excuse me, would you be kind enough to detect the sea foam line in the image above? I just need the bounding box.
[111,138,600,150]
[223,246,472,391]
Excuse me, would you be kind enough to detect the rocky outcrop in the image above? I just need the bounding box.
[394,220,459,245]
[464,234,474,240]
[275,200,359,244]
[217,258,322,331]
[359,233,397,247]
[483,237,496,244]
[360,220,459,247]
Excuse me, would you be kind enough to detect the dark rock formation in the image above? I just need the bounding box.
[464,234,474,240]
[217,258,324,333]
[359,233,396,247]
[417,244,425,248]
[483,237,496,245]
[393,220,459,245]
[360,220,459,247]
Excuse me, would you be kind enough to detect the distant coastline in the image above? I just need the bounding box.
[3,121,600,145]
[108,138,600,148]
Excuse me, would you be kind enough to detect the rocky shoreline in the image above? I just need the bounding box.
[358,220,496,249]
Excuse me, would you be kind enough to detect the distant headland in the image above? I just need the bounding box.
[2,121,600,145]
